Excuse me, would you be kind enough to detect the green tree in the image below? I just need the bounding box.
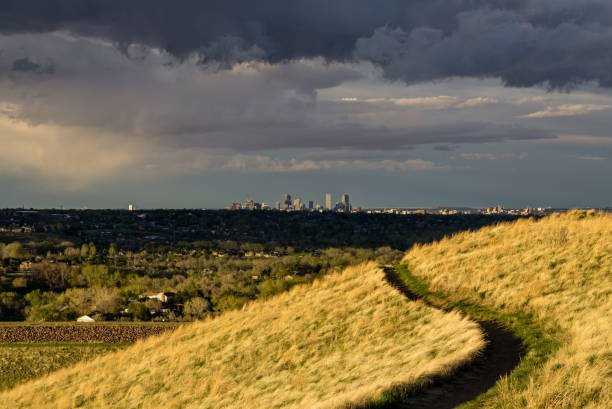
[92,287,123,314]
[183,297,212,320]
[24,290,70,321]
[80,243,90,259]
[2,242,23,259]
[88,242,97,259]
[63,247,80,260]
[64,288,93,316]
[108,243,118,258]
[257,279,290,299]
[127,302,150,321]
[30,261,71,289]
[80,265,115,287]
[213,293,250,312]
[0,292,21,320]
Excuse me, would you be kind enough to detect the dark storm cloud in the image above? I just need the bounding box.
[1,0,611,88]
[0,1,518,59]
[11,57,39,71]
[11,57,54,73]
[354,8,612,89]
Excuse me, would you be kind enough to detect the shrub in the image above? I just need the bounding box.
[182,297,212,320]
[127,302,150,321]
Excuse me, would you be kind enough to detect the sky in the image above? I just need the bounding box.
[0,0,611,209]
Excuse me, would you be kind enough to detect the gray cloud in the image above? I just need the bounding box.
[11,57,39,72]
[164,122,555,151]
[354,8,612,89]
[1,1,612,88]
[218,155,442,173]
[11,57,54,74]
[0,1,514,58]
[433,145,459,151]
[0,33,556,154]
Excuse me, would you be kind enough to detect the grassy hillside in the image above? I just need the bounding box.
[402,211,611,408]
[0,262,483,409]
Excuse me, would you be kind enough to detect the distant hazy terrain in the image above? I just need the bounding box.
[0,263,483,408]
[1,209,511,324]
[403,211,611,408]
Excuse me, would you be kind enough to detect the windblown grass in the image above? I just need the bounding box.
[0,262,484,409]
[402,210,611,408]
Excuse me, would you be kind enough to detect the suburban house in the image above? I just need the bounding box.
[139,292,175,304]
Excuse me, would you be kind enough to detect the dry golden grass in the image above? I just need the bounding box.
[0,262,483,409]
[403,211,612,408]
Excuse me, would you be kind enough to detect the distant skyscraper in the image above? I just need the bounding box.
[293,198,303,211]
[308,200,314,210]
[341,193,350,213]
[128,203,135,211]
[325,193,332,210]
[245,197,255,210]
[284,193,292,210]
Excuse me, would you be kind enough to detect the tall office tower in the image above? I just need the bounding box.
[308,200,314,210]
[284,193,292,210]
[325,193,332,210]
[245,197,255,210]
[275,201,281,211]
[341,193,350,213]
[293,198,303,211]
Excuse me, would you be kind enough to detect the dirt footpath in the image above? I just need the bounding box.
[372,267,523,409]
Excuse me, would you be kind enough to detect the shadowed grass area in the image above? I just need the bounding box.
[402,210,611,408]
[0,263,484,409]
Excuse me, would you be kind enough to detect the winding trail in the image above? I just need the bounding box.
[369,267,524,409]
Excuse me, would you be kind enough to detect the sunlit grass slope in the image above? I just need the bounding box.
[403,211,611,408]
[1,262,483,409]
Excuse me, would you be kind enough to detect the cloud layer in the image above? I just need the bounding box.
[0,32,556,155]
[2,0,612,88]
[522,104,612,118]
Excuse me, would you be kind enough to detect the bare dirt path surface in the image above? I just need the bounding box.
[375,267,524,409]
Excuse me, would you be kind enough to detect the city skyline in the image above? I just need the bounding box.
[231,192,351,212]
[1,190,603,212]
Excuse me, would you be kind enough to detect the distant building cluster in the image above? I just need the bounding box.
[227,194,556,216]
[229,193,357,214]
[365,205,552,216]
